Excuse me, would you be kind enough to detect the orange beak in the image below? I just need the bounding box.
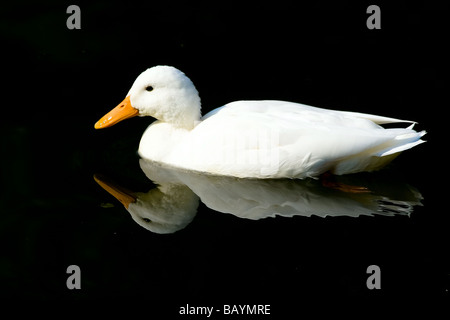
[94,96,139,129]
[93,174,137,209]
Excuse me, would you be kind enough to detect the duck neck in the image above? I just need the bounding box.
[171,109,201,130]
[156,95,202,130]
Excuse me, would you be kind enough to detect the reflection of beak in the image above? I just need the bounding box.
[94,96,139,129]
[93,174,137,209]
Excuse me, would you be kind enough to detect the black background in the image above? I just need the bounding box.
[0,0,448,314]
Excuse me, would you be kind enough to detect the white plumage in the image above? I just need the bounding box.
[96,66,426,179]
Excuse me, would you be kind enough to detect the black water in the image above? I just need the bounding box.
[1,1,448,313]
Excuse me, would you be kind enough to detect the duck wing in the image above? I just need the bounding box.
[180,101,425,178]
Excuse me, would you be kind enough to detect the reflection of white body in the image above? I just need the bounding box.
[96,66,426,179]
[114,160,422,234]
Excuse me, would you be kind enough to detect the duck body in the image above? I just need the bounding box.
[96,66,426,179]
[138,99,425,179]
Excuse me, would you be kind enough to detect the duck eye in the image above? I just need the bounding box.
[145,86,154,92]
[142,218,152,223]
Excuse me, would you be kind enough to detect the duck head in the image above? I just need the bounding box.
[95,66,201,130]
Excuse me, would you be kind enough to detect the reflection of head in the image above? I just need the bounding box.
[129,184,199,234]
[94,173,199,234]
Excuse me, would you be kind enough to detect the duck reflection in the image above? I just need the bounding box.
[94,160,423,234]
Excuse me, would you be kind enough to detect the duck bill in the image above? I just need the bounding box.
[93,174,137,209]
[94,96,139,129]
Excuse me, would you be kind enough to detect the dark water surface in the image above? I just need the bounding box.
[1,1,448,313]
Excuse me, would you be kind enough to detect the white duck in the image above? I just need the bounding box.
[95,66,426,179]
